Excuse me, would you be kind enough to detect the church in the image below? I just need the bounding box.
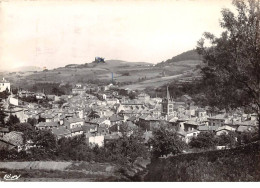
[161,86,174,117]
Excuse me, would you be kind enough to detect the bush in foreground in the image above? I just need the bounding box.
[144,141,260,181]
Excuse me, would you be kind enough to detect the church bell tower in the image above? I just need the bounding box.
[161,86,174,117]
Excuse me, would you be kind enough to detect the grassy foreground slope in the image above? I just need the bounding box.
[0,161,120,182]
[144,142,260,182]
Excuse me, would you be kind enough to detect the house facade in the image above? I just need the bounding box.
[64,118,84,129]
[0,78,10,92]
[207,114,227,127]
[35,122,59,130]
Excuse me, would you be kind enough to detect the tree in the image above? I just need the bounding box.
[12,88,18,95]
[237,130,258,145]
[122,72,130,76]
[197,0,260,138]
[27,118,38,126]
[216,132,237,148]
[52,87,65,96]
[105,130,149,165]
[149,127,186,158]
[128,91,137,100]
[0,89,9,100]
[189,132,217,149]
[9,122,36,142]
[32,130,57,152]
[10,122,34,133]
[20,96,37,103]
[57,135,96,161]
[0,101,7,126]
[6,114,20,127]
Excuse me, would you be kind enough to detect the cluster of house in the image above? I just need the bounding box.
[0,81,258,152]
[173,113,258,143]
[160,87,258,143]
[71,83,112,95]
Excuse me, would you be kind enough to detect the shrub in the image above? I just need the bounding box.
[145,141,260,181]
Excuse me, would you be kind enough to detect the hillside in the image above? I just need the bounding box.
[144,142,260,181]
[156,49,202,67]
[119,50,203,90]
[105,60,151,66]
[3,59,155,89]
[76,60,152,69]
[2,50,203,91]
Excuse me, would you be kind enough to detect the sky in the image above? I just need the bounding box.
[0,0,233,70]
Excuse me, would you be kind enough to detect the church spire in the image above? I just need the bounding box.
[166,85,170,100]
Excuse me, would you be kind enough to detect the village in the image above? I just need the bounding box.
[1,0,260,182]
[0,76,258,152]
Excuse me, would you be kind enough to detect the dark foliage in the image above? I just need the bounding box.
[19,96,38,103]
[9,122,34,133]
[0,90,10,100]
[11,88,18,95]
[156,49,202,67]
[146,82,203,100]
[0,101,7,126]
[237,131,259,145]
[149,127,187,158]
[117,89,137,99]
[6,115,20,127]
[105,131,149,165]
[27,118,38,126]
[216,132,237,148]
[0,130,149,167]
[30,83,72,96]
[121,72,130,76]
[145,141,260,181]
[196,0,260,137]
[189,132,217,149]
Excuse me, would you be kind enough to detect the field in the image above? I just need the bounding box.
[120,74,185,90]
[0,161,119,182]
[0,158,151,182]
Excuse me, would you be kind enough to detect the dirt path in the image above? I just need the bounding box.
[0,161,72,170]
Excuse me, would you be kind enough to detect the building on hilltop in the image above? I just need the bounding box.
[95,57,105,63]
[0,77,10,92]
[161,86,174,117]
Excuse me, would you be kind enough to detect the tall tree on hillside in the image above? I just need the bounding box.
[197,0,260,138]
